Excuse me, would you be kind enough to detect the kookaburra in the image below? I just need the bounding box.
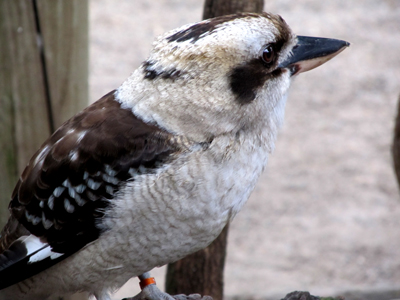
[0,12,348,300]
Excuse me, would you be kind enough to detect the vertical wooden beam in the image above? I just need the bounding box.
[165,2,264,300]
[35,0,89,128]
[0,0,51,227]
[0,0,88,227]
[0,1,88,299]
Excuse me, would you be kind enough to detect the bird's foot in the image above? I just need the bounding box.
[122,272,212,300]
[122,282,173,300]
[122,283,212,300]
[171,294,213,300]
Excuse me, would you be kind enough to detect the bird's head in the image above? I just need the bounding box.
[117,13,348,144]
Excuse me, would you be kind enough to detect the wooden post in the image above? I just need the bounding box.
[0,1,88,299]
[0,0,51,226]
[34,0,89,129]
[165,1,264,300]
[203,0,264,19]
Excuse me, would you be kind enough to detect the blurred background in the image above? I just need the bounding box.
[88,0,400,299]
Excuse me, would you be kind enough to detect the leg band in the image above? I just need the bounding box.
[139,277,156,290]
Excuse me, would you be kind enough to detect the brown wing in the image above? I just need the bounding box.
[0,90,184,289]
[1,90,180,255]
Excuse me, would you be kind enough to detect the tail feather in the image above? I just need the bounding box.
[0,235,65,290]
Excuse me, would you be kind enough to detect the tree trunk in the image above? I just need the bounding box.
[203,0,264,20]
[165,1,264,300]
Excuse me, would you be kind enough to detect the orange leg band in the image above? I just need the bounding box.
[139,277,156,290]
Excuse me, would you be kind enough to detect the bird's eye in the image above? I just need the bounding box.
[262,45,275,65]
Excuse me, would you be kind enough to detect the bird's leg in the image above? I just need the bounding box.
[122,272,174,300]
[122,272,213,300]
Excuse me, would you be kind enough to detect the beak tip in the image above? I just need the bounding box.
[342,40,351,48]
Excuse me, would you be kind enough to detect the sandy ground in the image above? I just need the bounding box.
[89,1,400,299]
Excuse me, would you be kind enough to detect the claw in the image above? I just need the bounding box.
[173,294,213,300]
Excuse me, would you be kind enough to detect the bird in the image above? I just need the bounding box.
[0,12,348,300]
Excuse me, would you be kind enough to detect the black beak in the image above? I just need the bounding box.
[279,36,350,76]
